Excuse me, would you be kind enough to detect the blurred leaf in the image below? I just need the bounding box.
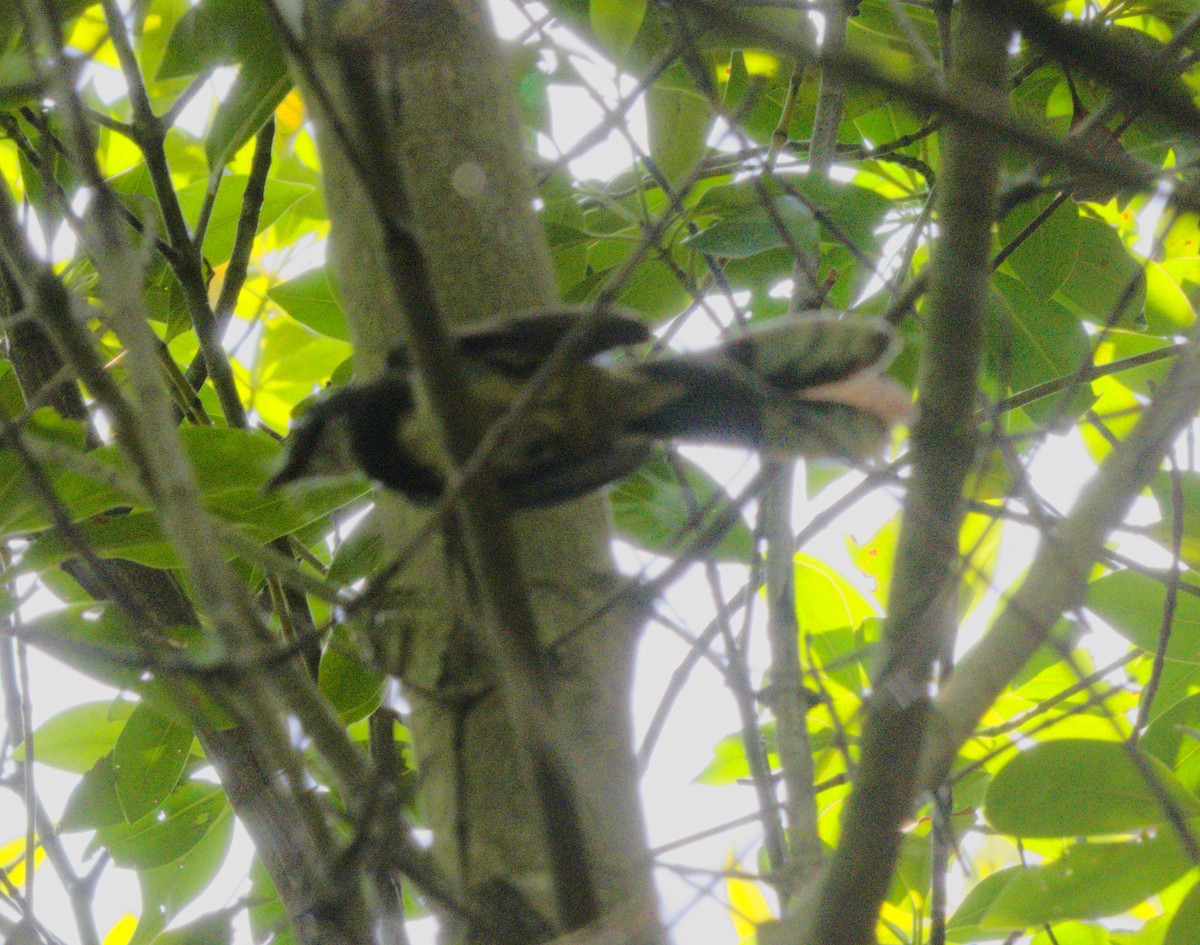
[24,512,178,570]
[21,604,213,692]
[1031,922,1110,945]
[319,631,386,725]
[158,0,282,79]
[609,449,753,562]
[97,780,230,870]
[983,833,1193,927]
[114,704,194,823]
[176,175,311,266]
[793,551,877,636]
[248,857,298,945]
[18,700,133,773]
[61,754,125,832]
[1088,569,1200,664]
[328,512,385,584]
[1054,217,1147,330]
[1080,372,1142,462]
[694,175,889,254]
[1163,879,1200,945]
[1144,259,1197,335]
[846,515,896,605]
[146,912,234,945]
[990,272,1094,424]
[986,739,1200,838]
[695,726,777,785]
[998,196,1082,300]
[686,194,817,259]
[725,848,773,941]
[268,266,348,341]
[589,0,646,59]
[1092,329,1177,398]
[647,65,713,186]
[1148,472,1200,570]
[1142,692,1200,791]
[132,823,236,945]
[206,67,291,169]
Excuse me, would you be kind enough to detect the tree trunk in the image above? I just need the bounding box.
[290,1,661,938]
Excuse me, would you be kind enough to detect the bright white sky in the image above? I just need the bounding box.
[1,3,1183,945]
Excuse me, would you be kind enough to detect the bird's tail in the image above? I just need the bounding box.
[624,316,913,462]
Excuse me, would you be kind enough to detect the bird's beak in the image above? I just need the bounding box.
[263,463,300,493]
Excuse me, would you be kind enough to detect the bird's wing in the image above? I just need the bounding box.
[454,308,650,372]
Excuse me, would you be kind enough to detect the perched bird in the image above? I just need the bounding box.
[267,309,912,507]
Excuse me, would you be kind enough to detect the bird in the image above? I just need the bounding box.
[266,308,912,507]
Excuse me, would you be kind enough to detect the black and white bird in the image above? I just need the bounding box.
[267,309,912,507]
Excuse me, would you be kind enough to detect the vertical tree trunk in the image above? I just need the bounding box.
[289,1,661,938]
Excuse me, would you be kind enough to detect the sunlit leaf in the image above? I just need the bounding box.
[1163,878,1200,945]
[268,267,348,341]
[589,0,646,59]
[983,833,1194,926]
[16,699,134,773]
[724,848,773,942]
[986,739,1200,838]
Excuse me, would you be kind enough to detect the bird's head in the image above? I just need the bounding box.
[265,391,363,491]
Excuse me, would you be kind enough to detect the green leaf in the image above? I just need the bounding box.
[114,704,195,823]
[1088,569,1200,664]
[0,412,130,538]
[1032,923,1111,945]
[793,551,877,636]
[997,196,1082,300]
[695,724,778,785]
[97,780,230,870]
[693,175,889,254]
[132,825,236,945]
[1142,693,1200,791]
[319,631,386,725]
[1093,329,1177,398]
[1054,217,1147,329]
[268,267,349,341]
[206,66,291,169]
[175,175,311,266]
[985,739,1200,838]
[327,512,385,584]
[10,426,365,570]
[1144,259,1197,335]
[946,868,1024,942]
[983,833,1194,926]
[21,604,213,692]
[24,512,177,570]
[18,700,133,773]
[1147,472,1200,571]
[146,912,234,945]
[614,254,696,320]
[248,857,298,945]
[990,272,1093,422]
[1163,878,1200,945]
[158,0,282,79]
[646,68,713,186]
[589,0,646,58]
[686,194,817,259]
[608,449,753,562]
[61,754,126,832]
[846,516,896,615]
